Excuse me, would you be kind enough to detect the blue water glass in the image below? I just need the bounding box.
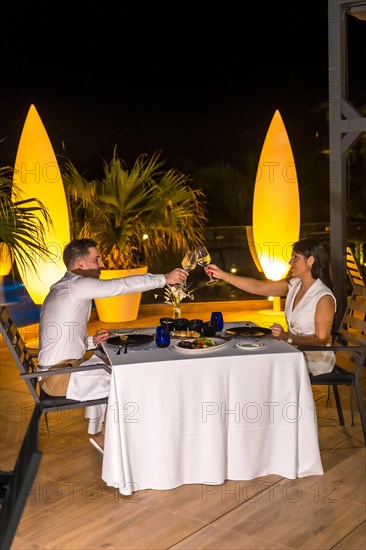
[173,318,190,331]
[189,319,204,334]
[202,321,216,336]
[155,325,170,348]
[160,317,174,332]
[210,311,224,332]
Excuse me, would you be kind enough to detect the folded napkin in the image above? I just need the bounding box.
[125,343,158,353]
[79,354,110,367]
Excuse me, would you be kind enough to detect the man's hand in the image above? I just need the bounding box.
[92,328,110,346]
[165,268,188,285]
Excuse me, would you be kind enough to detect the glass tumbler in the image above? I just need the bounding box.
[156,325,171,348]
[210,311,224,332]
[202,321,216,336]
[159,317,174,332]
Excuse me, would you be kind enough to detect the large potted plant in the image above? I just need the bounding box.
[61,151,207,322]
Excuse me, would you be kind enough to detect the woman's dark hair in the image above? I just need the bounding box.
[63,238,98,268]
[292,238,333,289]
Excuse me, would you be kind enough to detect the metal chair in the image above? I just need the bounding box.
[0,404,42,550]
[346,245,365,287]
[299,284,366,444]
[0,305,110,432]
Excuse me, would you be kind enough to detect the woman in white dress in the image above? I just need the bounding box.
[206,238,337,375]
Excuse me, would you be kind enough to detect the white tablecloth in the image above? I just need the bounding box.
[101,324,323,495]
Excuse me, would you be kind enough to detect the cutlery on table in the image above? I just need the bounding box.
[116,335,128,355]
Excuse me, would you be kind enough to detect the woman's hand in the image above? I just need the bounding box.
[270,323,287,340]
[206,266,289,297]
[205,264,228,282]
[92,328,110,346]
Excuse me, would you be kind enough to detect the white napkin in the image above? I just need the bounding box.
[79,354,109,367]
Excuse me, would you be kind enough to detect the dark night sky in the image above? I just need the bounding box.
[1,1,364,176]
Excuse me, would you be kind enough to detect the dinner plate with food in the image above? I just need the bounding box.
[173,336,228,353]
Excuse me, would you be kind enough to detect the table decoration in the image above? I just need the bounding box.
[156,280,195,319]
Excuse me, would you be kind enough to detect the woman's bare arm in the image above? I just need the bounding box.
[272,294,335,346]
[206,264,289,297]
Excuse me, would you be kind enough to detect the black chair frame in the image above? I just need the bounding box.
[0,305,110,432]
[299,284,366,444]
[0,404,42,550]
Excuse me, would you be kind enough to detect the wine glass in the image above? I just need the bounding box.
[195,246,218,285]
[181,250,197,272]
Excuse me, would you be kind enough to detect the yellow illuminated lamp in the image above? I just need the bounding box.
[245,226,263,274]
[0,243,13,305]
[0,243,13,276]
[252,110,300,314]
[12,104,70,304]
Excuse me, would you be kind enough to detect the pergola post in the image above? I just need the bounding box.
[328,0,366,325]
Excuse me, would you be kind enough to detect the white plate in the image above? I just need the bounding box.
[236,342,264,350]
[173,337,228,353]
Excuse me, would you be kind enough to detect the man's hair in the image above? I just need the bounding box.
[63,238,97,269]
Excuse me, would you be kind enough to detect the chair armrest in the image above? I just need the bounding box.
[22,363,111,380]
[94,348,111,365]
[298,344,366,352]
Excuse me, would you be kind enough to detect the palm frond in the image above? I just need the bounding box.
[61,151,207,269]
[0,167,54,276]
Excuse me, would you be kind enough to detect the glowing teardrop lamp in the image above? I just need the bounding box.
[12,105,70,304]
[0,243,13,305]
[0,243,13,276]
[252,110,300,314]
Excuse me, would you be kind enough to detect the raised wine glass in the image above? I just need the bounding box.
[181,250,197,272]
[195,246,218,285]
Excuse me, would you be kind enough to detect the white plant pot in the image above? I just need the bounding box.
[94,266,148,322]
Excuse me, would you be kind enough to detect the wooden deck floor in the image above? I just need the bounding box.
[1,301,365,549]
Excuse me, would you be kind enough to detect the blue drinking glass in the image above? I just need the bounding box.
[155,325,170,348]
[189,319,203,334]
[173,318,190,331]
[202,321,216,336]
[210,311,224,332]
[160,317,175,332]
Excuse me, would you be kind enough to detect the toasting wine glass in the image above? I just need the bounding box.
[181,250,197,272]
[195,246,218,285]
